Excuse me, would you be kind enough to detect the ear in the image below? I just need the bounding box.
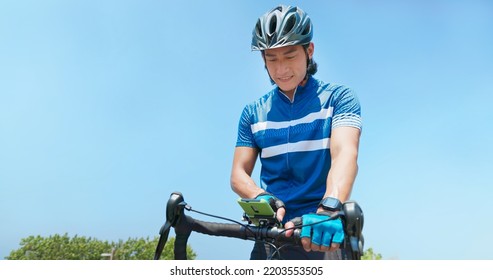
[307,42,314,59]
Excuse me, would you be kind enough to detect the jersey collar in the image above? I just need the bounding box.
[276,76,317,104]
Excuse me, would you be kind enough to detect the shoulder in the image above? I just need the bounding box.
[317,79,354,97]
[243,89,277,113]
[312,78,358,104]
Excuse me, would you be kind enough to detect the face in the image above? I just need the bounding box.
[263,43,314,96]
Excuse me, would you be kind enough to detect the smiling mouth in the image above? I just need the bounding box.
[278,76,293,82]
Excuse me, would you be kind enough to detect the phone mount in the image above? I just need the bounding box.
[242,212,280,227]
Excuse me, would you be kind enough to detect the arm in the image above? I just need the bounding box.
[230,147,263,199]
[231,147,287,221]
[300,87,362,252]
[321,126,361,205]
[300,126,361,252]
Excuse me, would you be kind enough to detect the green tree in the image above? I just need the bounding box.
[361,247,382,260]
[112,236,196,260]
[6,234,196,260]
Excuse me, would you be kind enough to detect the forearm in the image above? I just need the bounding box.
[230,147,264,199]
[230,170,264,198]
[323,149,358,203]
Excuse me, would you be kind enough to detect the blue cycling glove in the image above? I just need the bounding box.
[255,192,285,212]
[300,213,344,247]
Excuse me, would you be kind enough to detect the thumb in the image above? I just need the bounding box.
[284,221,295,237]
[276,207,285,222]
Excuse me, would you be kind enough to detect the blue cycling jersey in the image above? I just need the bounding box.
[236,77,362,221]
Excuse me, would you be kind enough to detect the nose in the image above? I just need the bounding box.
[273,60,289,76]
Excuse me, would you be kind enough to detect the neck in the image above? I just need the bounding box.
[282,76,309,101]
[284,90,295,102]
[280,88,297,103]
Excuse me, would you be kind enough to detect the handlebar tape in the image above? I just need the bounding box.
[173,214,301,259]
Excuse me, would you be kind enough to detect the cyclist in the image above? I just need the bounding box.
[231,5,362,260]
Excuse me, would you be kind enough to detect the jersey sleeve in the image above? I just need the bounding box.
[235,105,258,148]
[331,87,362,130]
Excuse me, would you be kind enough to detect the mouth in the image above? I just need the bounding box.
[277,75,294,82]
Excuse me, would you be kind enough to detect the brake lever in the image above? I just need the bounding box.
[341,201,364,259]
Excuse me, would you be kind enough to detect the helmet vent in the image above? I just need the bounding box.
[268,15,277,35]
[255,20,263,38]
[302,23,311,35]
[283,15,296,36]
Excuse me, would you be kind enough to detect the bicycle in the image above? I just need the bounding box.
[154,192,364,260]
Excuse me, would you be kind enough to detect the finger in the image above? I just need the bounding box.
[301,237,312,252]
[299,221,312,240]
[332,229,344,244]
[311,242,322,252]
[311,225,323,248]
[284,221,294,237]
[319,245,330,252]
[311,232,330,252]
[320,232,332,251]
[276,207,285,222]
[329,242,340,252]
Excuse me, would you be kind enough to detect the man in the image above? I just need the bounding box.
[231,5,362,260]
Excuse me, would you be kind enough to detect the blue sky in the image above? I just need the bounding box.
[1,0,492,260]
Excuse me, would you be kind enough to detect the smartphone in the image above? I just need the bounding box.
[237,198,279,226]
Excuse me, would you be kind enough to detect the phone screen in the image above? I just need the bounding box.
[237,198,279,226]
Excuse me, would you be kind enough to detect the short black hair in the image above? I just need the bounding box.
[303,44,318,76]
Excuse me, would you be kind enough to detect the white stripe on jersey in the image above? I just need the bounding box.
[251,107,334,134]
[261,138,330,158]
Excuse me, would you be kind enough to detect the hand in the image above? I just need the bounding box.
[255,192,286,222]
[299,213,344,252]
